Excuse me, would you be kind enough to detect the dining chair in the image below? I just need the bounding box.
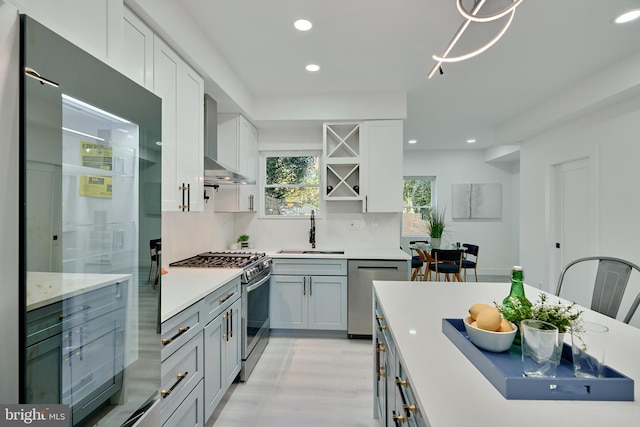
[458,243,479,282]
[428,249,464,282]
[409,240,428,281]
[148,238,161,282]
[555,256,640,324]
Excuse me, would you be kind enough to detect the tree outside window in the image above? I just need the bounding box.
[403,177,434,235]
[264,155,320,216]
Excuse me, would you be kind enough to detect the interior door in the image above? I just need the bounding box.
[551,158,592,295]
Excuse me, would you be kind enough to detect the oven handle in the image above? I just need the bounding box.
[246,273,271,292]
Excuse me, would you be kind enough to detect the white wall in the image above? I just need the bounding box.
[520,95,640,325]
[226,126,402,252]
[161,203,234,265]
[0,0,20,403]
[403,150,518,276]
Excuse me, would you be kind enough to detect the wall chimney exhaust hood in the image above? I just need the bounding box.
[203,94,253,185]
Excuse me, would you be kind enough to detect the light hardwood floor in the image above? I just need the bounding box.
[208,336,378,427]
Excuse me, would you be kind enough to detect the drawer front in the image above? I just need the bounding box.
[161,333,204,424]
[272,258,347,276]
[162,379,204,427]
[396,359,425,427]
[374,301,394,358]
[202,277,241,326]
[161,301,203,361]
[62,281,128,328]
[27,302,63,347]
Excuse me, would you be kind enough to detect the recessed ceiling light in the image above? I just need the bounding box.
[614,9,640,24]
[466,138,476,144]
[408,139,417,144]
[305,64,320,72]
[294,19,313,31]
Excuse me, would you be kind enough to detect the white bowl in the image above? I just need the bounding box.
[463,316,517,352]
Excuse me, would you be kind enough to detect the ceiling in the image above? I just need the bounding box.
[179,0,640,151]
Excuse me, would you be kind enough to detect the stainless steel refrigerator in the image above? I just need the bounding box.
[20,15,162,426]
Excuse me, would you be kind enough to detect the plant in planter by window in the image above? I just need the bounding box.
[427,207,447,242]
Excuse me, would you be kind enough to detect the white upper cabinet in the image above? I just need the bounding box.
[154,35,204,212]
[360,120,403,213]
[323,120,403,213]
[121,7,153,91]
[214,114,258,213]
[8,0,122,66]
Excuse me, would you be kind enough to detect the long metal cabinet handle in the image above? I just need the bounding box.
[161,326,190,345]
[161,371,189,398]
[309,277,312,295]
[303,277,306,295]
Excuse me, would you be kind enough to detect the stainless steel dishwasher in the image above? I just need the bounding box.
[348,259,410,337]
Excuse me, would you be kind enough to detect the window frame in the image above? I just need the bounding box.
[259,150,322,219]
[402,176,436,237]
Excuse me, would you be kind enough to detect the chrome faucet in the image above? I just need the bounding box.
[309,210,316,248]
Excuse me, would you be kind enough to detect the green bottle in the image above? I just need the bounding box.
[501,266,532,325]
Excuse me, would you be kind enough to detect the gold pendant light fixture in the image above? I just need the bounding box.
[428,0,525,79]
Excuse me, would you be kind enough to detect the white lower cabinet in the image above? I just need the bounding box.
[270,259,347,331]
[204,297,241,421]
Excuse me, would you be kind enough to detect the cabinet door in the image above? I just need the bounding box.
[25,334,62,404]
[154,35,204,212]
[270,275,307,329]
[308,276,347,330]
[361,120,403,213]
[203,315,224,421]
[223,299,242,387]
[178,62,204,212]
[121,7,154,90]
[154,36,181,212]
[13,0,121,64]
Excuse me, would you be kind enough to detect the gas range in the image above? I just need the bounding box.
[169,251,271,284]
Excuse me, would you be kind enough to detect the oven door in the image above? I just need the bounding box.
[243,272,270,357]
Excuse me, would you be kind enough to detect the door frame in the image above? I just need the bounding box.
[547,151,599,290]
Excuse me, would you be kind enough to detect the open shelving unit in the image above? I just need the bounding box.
[323,123,362,201]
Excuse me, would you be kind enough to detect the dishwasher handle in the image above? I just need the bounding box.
[357,266,399,270]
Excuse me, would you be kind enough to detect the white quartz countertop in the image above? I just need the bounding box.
[267,247,410,260]
[373,281,640,427]
[27,272,132,311]
[160,268,243,322]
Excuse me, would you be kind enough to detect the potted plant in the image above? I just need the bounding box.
[427,207,447,248]
[237,234,250,249]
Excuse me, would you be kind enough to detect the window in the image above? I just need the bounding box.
[403,177,435,235]
[263,153,320,216]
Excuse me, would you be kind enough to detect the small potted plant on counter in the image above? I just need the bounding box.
[237,234,250,249]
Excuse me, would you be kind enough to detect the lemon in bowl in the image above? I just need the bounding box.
[463,316,517,352]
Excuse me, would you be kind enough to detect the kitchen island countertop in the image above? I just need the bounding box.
[373,281,640,427]
[161,268,242,322]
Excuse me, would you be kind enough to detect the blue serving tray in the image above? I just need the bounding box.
[442,318,634,401]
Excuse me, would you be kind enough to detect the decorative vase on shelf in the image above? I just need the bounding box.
[431,237,441,248]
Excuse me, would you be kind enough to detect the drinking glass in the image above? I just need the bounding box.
[572,321,609,378]
[521,319,562,377]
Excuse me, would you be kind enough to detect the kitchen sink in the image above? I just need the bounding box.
[277,250,345,255]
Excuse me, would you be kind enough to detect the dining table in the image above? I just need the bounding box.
[409,242,467,281]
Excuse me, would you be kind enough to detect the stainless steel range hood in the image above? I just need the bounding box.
[204,94,253,184]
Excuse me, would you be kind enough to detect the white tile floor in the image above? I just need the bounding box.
[207,336,378,427]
